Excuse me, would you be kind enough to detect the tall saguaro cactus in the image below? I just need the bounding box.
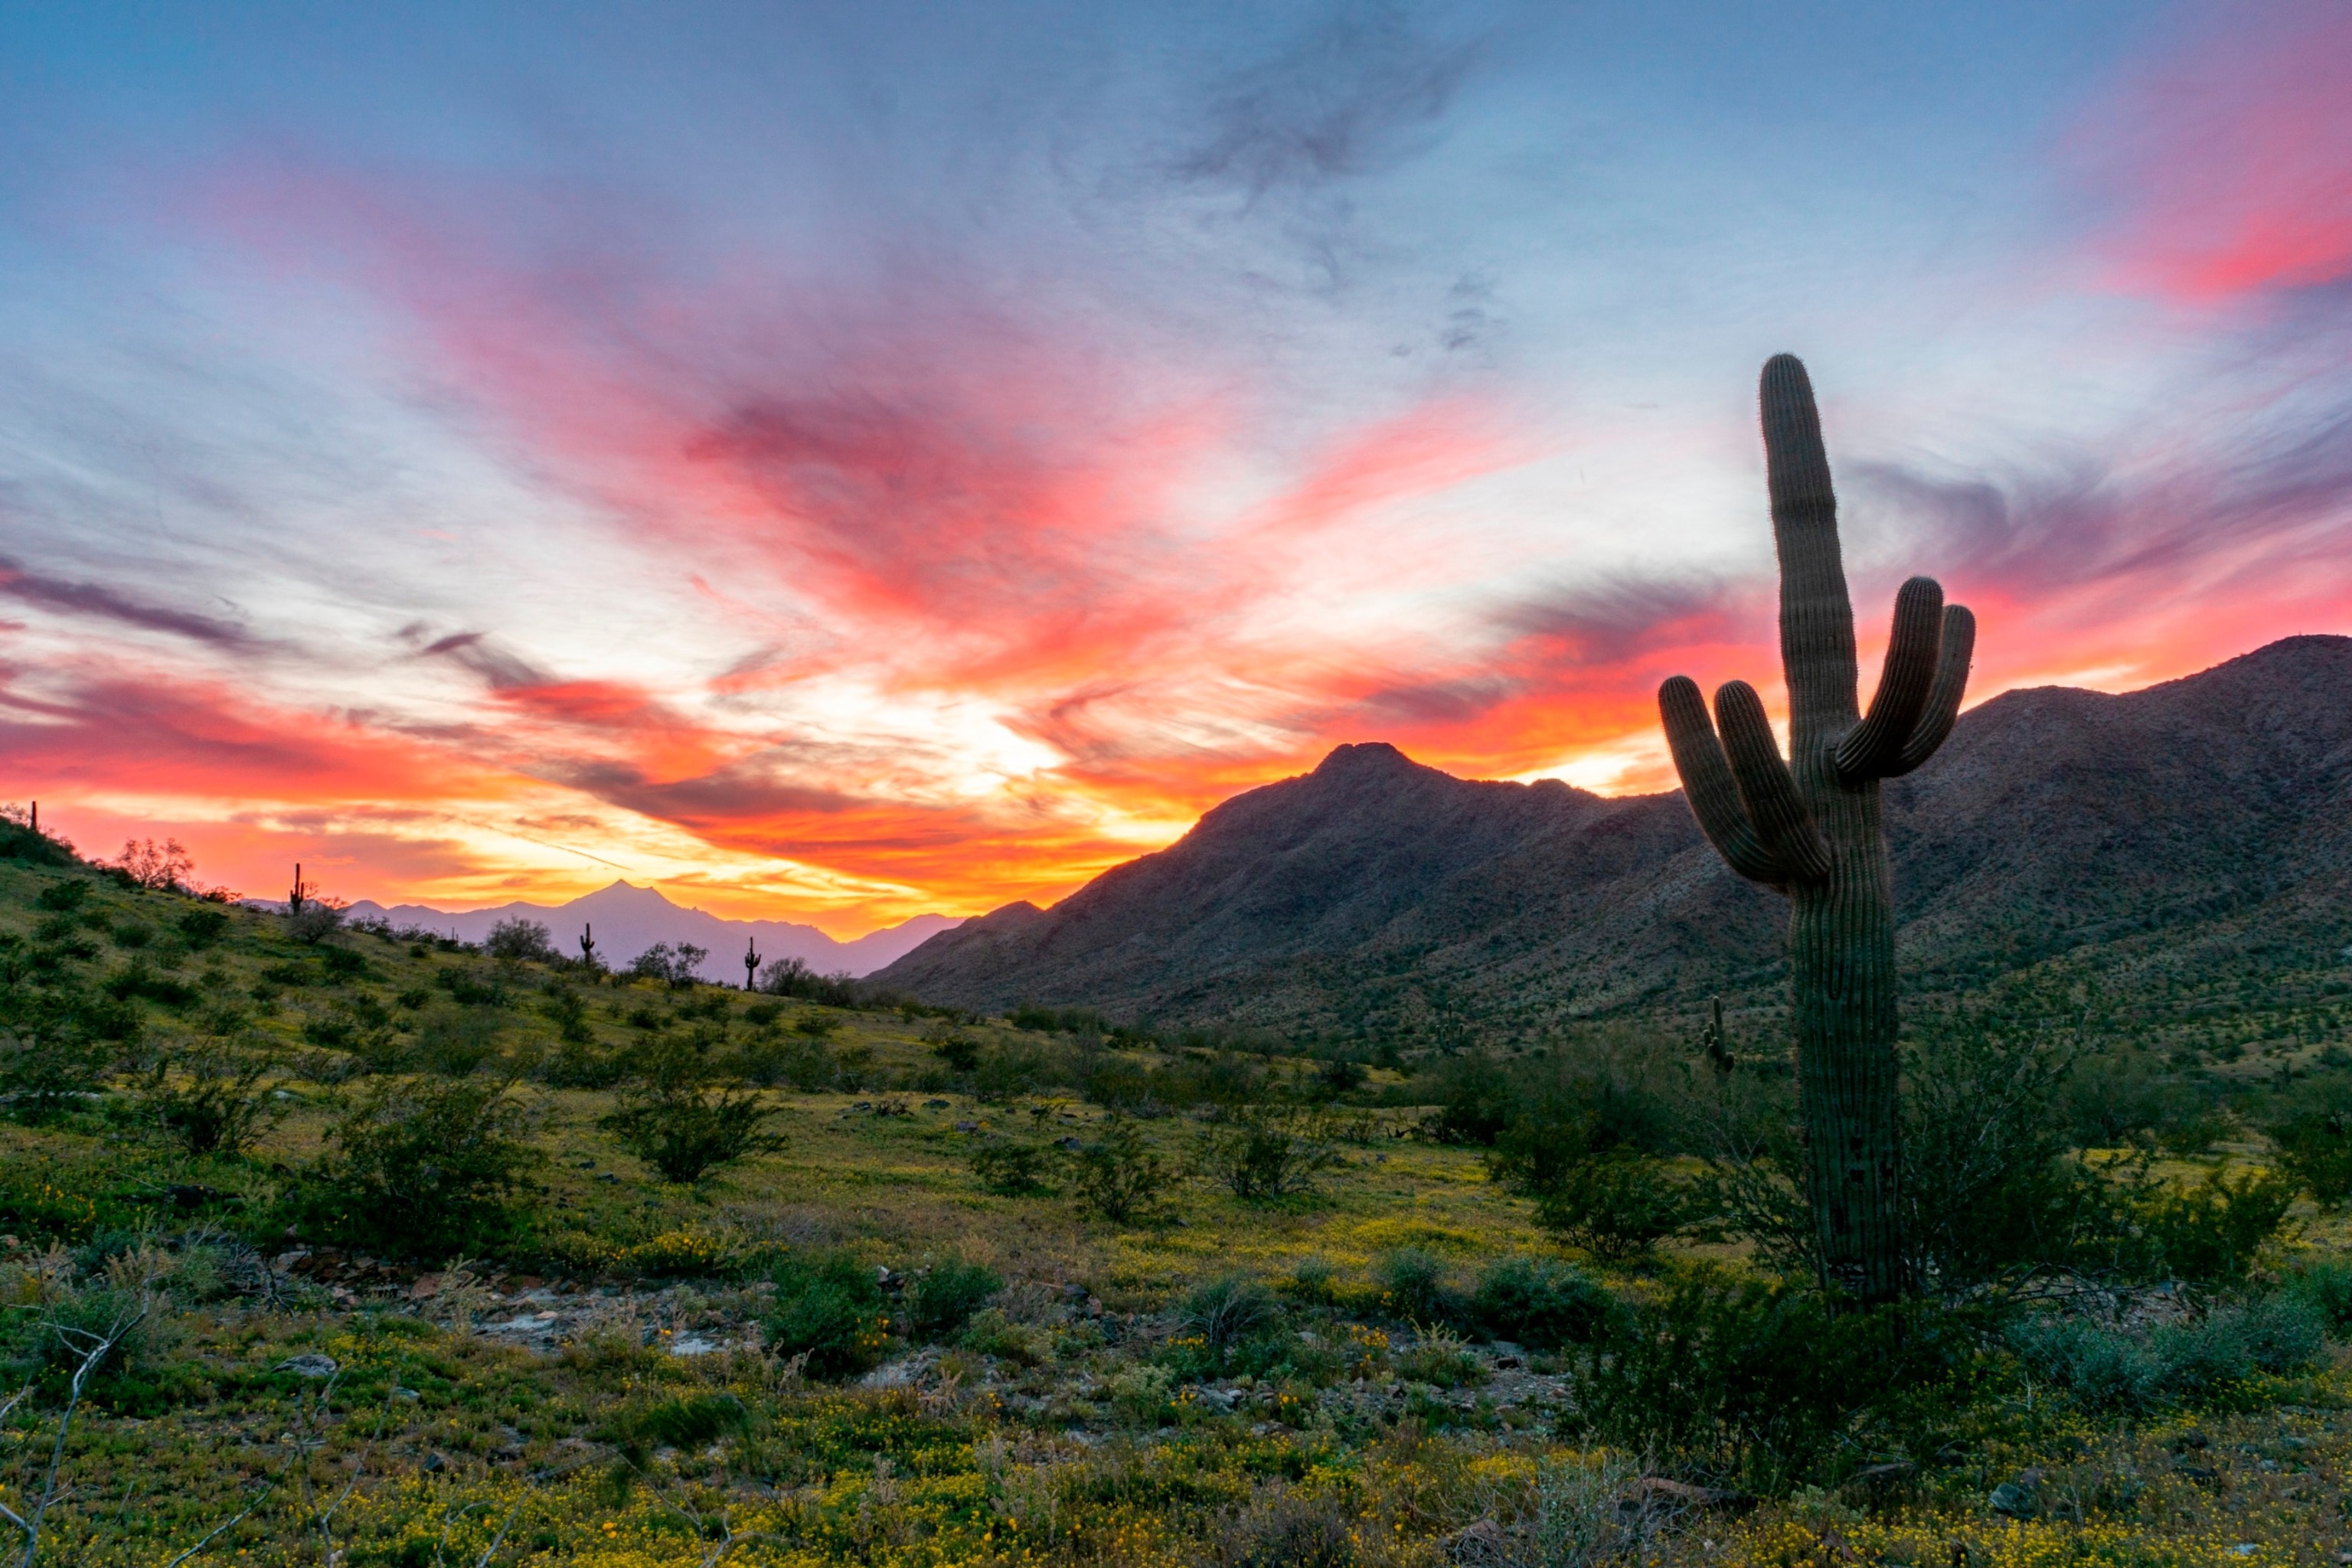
[1657,355,1975,1302]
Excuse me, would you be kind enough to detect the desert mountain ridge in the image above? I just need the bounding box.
[338,878,961,981]
[874,635,2352,1039]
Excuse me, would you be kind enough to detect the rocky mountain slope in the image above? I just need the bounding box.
[874,636,2352,1040]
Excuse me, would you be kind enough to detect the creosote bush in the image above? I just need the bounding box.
[908,1258,1003,1341]
[969,1138,1052,1195]
[763,1250,890,1379]
[297,1076,540,1256]
[1200,1102,1341,1200]
[140,1042,283,1155]
[2007,1298,2326,1413]
[1070,1112,1169,1223]
[599,1036,781,1184]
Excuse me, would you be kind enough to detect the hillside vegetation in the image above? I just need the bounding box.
[0,813,2349,1566]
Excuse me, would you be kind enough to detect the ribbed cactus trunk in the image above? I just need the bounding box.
[1658,356,1974,1302]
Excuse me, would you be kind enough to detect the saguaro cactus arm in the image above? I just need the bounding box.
[1715,681,1832,883]
[1834,576,1945,782]
[1892,605,1975,776]
[1659,675,1785,884]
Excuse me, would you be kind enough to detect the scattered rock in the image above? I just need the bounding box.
[1623,1476,1753,1512]
[1848,1461,1916,1491]
[1442,1517,1506,1561]
[956,1121,980,1133]
[925,1098,951,1109]
[276,1354,338,1380]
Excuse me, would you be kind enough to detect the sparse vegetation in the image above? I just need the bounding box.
[0,836,2346,1564]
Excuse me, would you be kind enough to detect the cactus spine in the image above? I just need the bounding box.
[1657,355,1975,1302]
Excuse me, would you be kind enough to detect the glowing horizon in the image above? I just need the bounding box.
[4,2,2350,939]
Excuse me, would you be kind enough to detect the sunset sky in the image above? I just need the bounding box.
[3,2,2350,935]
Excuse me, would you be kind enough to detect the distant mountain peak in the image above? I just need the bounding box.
[338,883,961,979]
[874,635,2352,1034]
[1315,741,1415,775]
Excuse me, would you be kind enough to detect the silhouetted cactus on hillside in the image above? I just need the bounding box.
[1657,354,1975,1302]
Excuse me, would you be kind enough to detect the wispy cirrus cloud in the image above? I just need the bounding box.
[0,554,258,648]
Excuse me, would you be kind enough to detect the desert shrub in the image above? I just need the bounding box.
[629,942,708,988]
[541,985,594,1045]
[763,1251,890,1379]
[601,1392,750,1468]
[1070,1114,1169,1223]
[103,958,198,1008]
[737,1034,836,1090]
[970,1139,1052,1195]
[318,944,369,982]
[1522,1150,1704,1261]
[0,1030,118,1121]
[1314,1056,1367,1098]
[299,1077,540,1256]
[961,1307,1042,1365]
[2138,1165,2298,1284]
[2063,1050,2210,1148]
[283,903,344,945]
[485,917,559,964]
[1278,1257,1338,1308]
[931,1034,979,1072]
[1576,1271,1975,1494]
[1903,1027,2138,1287]
[541,1039,626,1089]
[3,1282,163,1400]
[2272,1107,2352,1207]
[600,1040,780,1184]
[2007,1298,2326,1413]
[32,886,87,920]
[908,1259,1002,1341]
[1419,1053,1516,1145]
[413,1006,502,1076]
[175,906,230,951]
[141,1044,283,1155]
[972,1043,1049,1102]
[1201,1104,1341,1200]
[1395,1322,1485,1389]
[2285,1258,2352,1334]
[1181,1276,1283,1349]
[0,817,75,868]
[756,957,861,1008]
[1482,1038,1696,1258]
[1374,1249,1459,1326]
[1467,1256,1619,1348]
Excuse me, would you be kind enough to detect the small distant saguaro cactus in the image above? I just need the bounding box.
[743,937,763,992]
[1657,355,1975,1302]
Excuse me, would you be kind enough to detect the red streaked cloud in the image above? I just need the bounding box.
[2079,1,2352,301]
[18,47,2352,941]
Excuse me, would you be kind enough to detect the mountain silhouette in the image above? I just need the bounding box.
[341,880,959,980]
[874,636,2352,1037]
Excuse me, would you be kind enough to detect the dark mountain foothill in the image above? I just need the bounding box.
[876,635,2352,1047]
